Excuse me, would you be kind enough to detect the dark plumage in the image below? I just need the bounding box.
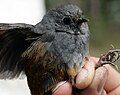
[0,5,89,95]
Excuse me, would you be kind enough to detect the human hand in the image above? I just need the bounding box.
[52,57,120,95]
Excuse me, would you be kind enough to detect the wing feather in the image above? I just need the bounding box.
[0,23,40,79]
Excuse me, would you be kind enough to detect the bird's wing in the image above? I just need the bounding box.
[0,23,61,94]
[0,23,42,79]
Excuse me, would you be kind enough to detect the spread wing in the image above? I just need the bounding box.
[0,23,41,79]
[0,23,63,94]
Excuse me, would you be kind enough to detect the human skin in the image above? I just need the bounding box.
[53,57,120,95]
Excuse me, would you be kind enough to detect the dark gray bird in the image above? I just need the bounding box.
[0,5,89,95]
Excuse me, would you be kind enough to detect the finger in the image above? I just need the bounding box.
[52,81,72,95]
[108,85,120,95]
[75,57,96,89]
[90,57,120,94]
[79,67,108,95]
[104,64,120,93]
[88,66,108,94]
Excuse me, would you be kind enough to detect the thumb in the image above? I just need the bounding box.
[75,57,96,89]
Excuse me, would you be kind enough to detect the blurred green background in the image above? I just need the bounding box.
[45,0,120,67]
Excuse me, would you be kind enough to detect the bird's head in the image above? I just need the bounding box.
[35,4,90,83]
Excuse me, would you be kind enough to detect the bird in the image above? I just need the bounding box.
[0,4,89,95]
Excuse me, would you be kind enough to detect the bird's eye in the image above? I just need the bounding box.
[63,17,71,25]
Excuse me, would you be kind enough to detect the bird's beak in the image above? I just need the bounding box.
[80,17,89,22]
[82,18,89,22]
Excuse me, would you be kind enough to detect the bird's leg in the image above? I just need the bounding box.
[95,49,120,69]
